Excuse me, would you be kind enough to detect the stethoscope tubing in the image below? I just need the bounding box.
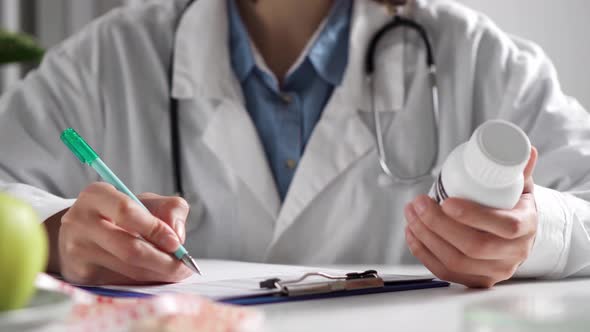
[365,14,440,185]
[168,3,440,196]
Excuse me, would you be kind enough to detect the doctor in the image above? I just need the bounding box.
[1,0,590,288]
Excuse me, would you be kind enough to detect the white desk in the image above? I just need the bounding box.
[261,265,590,332]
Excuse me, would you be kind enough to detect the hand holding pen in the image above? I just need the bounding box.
[56,128,201,285]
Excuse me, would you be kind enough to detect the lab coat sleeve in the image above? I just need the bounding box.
[0,47,104,222]
[468,18,590,278]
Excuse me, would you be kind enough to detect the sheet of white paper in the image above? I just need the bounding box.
[101,260,347,300]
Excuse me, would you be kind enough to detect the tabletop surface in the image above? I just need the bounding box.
[260,265,590,332]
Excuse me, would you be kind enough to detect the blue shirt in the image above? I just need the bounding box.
[228,0,352,201]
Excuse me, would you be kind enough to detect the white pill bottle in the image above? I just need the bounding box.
[429,120,531,210]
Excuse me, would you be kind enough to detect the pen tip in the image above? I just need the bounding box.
[181,255,202,276]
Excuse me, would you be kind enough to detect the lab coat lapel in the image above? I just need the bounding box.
[272,94,375,242]
[271,1,397,244]
[201,100,281,219]
[171,0,280,219]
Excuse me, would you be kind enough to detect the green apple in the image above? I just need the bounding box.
[0,193,48,311]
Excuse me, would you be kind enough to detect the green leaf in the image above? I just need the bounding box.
[0,30,45,65]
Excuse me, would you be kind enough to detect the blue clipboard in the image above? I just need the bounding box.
[77,270,450,306]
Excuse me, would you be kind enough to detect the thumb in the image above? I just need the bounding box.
[523,146,538,194]
[139,193,190,244]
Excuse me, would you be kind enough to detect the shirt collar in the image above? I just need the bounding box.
[171,0,409,113]
[228,0,352,86]
[308,0,352,86]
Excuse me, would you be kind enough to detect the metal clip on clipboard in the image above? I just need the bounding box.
[259,270,385,297]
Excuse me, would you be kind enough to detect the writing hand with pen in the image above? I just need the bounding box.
[44,129,200,285]
[55,187,193,285]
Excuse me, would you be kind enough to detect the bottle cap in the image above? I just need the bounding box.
[463,120,531,187]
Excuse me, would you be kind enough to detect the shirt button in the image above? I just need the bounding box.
[280,93,293,104]
[285,159,297,170]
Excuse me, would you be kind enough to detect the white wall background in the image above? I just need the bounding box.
[2,0,590,108]
[36,0,137,47]
[457,0,590,109]
[0,0,23,90]
[0,0,131,91]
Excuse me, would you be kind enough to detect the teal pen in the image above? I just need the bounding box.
[60,128,202,275]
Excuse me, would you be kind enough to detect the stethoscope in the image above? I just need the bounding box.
[169,0,439,197]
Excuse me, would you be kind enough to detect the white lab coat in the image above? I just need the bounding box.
[1,0,590,279]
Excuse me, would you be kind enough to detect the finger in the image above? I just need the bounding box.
[76,242,190,284]
[405,227,497,288]
[58,238,147,286]
[523,146,538,181]
[64,262,170,286]
[81,183,180,253]
[523,146,538,194]
[88,268,165,286]
[408,196,526,260]
[91,218,192,278]
[139,193,189,244]
[60,212,192,284]
[405,207,517,280]
[440,196,537,240]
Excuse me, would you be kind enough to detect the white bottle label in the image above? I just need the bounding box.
[429,172,449,204]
